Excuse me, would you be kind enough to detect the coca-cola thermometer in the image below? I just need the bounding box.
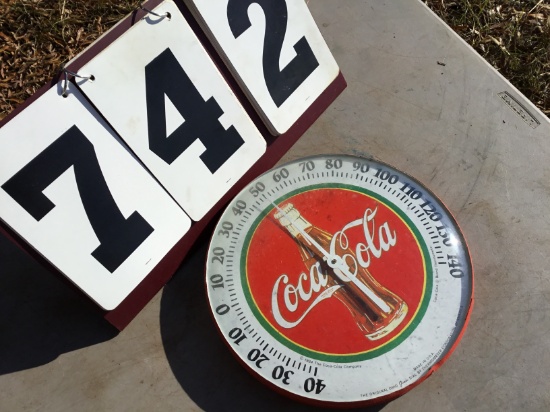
[206,154,473,406]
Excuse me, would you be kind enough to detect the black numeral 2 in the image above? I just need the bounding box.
[228,0,319,107]
[145,48,244,173]
[1,126,154,273]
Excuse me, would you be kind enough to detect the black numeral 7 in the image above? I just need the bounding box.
[2,126,154,273]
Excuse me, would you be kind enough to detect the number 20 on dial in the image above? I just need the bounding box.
[184,0,340,135]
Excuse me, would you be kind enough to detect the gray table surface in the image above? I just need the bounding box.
[1,1,549,411]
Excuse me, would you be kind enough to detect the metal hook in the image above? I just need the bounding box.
[140,4,171,19]
[61,66,94,97]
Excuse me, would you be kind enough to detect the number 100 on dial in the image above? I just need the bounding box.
[184,0,340,135]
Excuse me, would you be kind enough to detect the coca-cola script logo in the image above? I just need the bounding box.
[243,186,432,360]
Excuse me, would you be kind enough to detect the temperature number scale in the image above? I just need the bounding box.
[206,154,473,406]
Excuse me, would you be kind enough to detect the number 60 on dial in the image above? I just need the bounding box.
[184,0,340,135]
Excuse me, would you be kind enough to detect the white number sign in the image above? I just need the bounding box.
[76,0,266,221]
[0,84,191,310]
[184,0,340,135]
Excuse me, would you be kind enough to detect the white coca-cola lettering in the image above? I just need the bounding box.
[332,207,397,270]
[272,207,397,328]
[272,262,341,328]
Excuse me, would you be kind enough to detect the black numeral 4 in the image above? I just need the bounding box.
[145,48,244,172]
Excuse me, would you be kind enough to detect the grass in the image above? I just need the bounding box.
[425,0,550,116]
[1,0,550,119]
[0,0,137,119]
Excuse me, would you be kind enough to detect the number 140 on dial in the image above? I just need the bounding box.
[184,0,340,135]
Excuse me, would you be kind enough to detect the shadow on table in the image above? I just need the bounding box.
[159,230,387,412]
[0,233,118,375]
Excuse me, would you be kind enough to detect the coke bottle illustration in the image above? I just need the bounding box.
[274,203,408,340]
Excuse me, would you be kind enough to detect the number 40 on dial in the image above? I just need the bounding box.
[184,0,340,135]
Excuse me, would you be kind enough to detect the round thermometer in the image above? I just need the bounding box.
[206,154,473,406]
